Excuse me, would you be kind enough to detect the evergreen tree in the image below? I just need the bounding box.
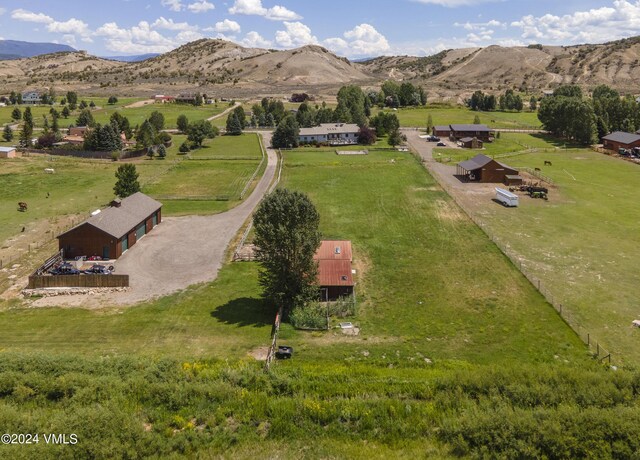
[108,96,118,104]
[473,114,481,124]
[136,120,156,149]
[76,109,95,127]
[114,164,140,198]
[226,113,243,135]
[148,111,165,131]
[20,107,34,147]
[11,107,21,121]
[426,114,433,133]
[61,106,71,118]
[3,125,13,142]
[157,144,167,159]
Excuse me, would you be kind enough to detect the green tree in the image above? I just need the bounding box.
[148,111,165,131]
[79,100,88,110]
[179,141,191,153]
[51,112,60,133]
[110,112,132,139]
[89,101,96,108]
[233,106,246,128]
[176,114,189,133]
[473,114,481,124]
[20,107,34,147]
[76,109,95,127]
[426,114,433,133]
[157,144,167,159]
[108,96,118,104]
[66,91,78,107]
[336,85,367,127]
[136,120,156,149]
[11,107,21,121]
[530,96,538,111]
[84,124,123,152]
[3,125,13,142]
[114,164,140,198]
[61,106,71,118]
[226,113,243,135]
[271,115,300,149]
[253,188,321,316]
[146,147,155,159]
[187,120,216,147]
[387,128,405,147]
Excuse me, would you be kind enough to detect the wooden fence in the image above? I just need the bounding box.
[27,274,129,289]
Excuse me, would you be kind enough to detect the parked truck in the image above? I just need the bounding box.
[495,187,519,207]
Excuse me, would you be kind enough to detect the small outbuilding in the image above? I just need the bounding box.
[456,154,519,183]
[504,174,524,186]
[602,131,640,151]
[459,137,484,149]
[0,146,19,158]
[315,240,354,301]
[57,192,162,260]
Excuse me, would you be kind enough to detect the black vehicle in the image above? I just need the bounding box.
[83,264,113,275]
[275,346,293,359]
[49,263,80,275]
[432,136,441,142]
[436,141,446,147]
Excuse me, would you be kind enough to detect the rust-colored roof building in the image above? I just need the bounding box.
[315,240,354,301]
[456,154,519,183]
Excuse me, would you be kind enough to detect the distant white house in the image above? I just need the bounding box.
[0,146,19,158]
[22,91,42,105]
[299,123,360,145]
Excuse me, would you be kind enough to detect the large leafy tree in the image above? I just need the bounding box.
[187,120,217,147]
[114,164,140,198]
[136,120,156,149]
[253,188,321,315]
[176,114,189,133]
[271,115,299,149]
[148,111,165,131]
[336,85,367,127]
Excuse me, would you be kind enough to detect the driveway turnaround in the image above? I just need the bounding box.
[32,132,278,307]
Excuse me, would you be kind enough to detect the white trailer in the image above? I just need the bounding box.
[495,187,519,207]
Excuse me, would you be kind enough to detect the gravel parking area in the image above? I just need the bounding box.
[31,133,278,307]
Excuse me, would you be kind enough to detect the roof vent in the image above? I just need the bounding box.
[341,275,348,281]
[91,209,101,216]
[110,199,122,208]
[335,247,341,254]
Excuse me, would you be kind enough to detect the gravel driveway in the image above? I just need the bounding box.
[32,132,278,307]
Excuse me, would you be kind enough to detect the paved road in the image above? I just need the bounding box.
[33,132,277,307]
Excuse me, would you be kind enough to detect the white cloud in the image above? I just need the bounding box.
[11,8,53,24]
[161,0,184,11]
[187,0,215,13]
[228,0,301,21]
[152,17,198,31]
[47,18,91,36]
[240,30,272,48]
[213,19,241,33]
[411,0,498,6]
[324,23,390,57]
[275,21,317,47]
[454,20,505,43]
[0,8,6,16]
[511,0,640,44]
[95,20,177,53]
[62,34,76,46]
[175,30,204,42]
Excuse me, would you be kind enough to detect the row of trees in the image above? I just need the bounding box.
[538,84,640,144]
[467,89,533,112]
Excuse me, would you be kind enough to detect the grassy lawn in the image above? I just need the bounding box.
[456,148,640,366]
[0,134,263,247]
[1,101,229,129]
[380,105,542,129]
[433,132,579,163]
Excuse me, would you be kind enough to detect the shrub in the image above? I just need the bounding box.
[179,141,191,154]
[289,303,327,329]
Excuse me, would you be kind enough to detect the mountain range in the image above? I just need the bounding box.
[1,37,640,99]
[0,40,76,60]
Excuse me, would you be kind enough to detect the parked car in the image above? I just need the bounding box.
[275,346,293,359]
[49,263,80,275]
[432,136,441,142]
[436,141,446,147]
[83,264,113,275]
[87,255,102,261]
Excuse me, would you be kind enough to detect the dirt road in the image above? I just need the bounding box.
[31,132,277,307]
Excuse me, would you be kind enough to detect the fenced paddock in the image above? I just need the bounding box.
[336,150,368,155]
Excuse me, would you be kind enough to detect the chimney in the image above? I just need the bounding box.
[110,199,122,208]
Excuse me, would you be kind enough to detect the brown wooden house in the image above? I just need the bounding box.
[57,192,162,260]
[459,137,484,149]
[602,131,640,151]
[432,125,451,138]
[456,154,519,183]
[315,241,354,301]
[450,124,493,142]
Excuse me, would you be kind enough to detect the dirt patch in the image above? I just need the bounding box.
[434,199,466,222]
[123,99,155,108]
[248,346,269,361]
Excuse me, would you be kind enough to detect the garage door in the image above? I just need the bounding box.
[152,213,158,227]
[135,223,146,241]
[121,236,129,252]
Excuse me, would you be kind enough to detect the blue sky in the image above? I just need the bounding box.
[0,0,639,57]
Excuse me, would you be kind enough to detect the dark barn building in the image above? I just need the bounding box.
[456,154,519,183]
[58,193,162,260]
[601,131,640,152]
[449,124,493,142]
[459,137,484,149]
[433,125,451,138]
[315,241,354,301]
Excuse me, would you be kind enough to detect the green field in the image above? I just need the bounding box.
[454,148,640,366]
[3,136,637,458]
[0,100,229,130]
[382,105,542,129]
[0,134,263,246]
[433,132,579,163]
